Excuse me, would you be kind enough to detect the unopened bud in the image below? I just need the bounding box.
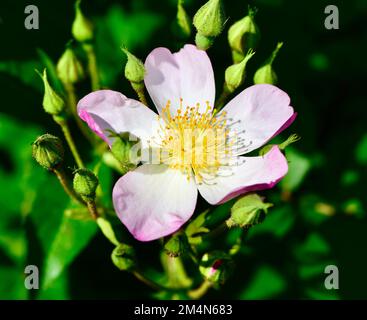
[226,193,272,228]
[259,134,300,156]
[225,49,255,93]
[228,8,260,62]
[111,133,139,172]
[254,42,283,85]
[40,69,65,116]
[164,232,190,257]
[73,168,99,202]
[199,251,233,285]
[72,0,94,43]
[193,0,225,50]
[177,0,191,37]
[195,33,214,51]
[32,134,64,170]
[122,48,145,84]
[111,243,136,271]
[57,47,84,84]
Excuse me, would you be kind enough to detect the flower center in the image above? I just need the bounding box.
[155,99,235,183]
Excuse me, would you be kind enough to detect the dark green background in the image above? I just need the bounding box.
[0,0,366,299]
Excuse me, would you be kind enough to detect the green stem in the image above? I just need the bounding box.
[83,43,100,91]
[215,84,231,111]
[203,221,228,239]
[132,270,168,291]
[187,280,212,299]
[161,253,192,289]
[64,82,96,145]
[131,82,148,106]
[57,118,85,168]
[53,167,84,204]
[86,200,99,220]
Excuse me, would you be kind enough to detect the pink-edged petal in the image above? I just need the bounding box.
[220,84,295,155]
[197,146,288,205]
[113,164,198,242]
[144,44,215,115]
[77,90,159,146]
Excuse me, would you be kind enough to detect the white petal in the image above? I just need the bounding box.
[144,44,215,115]
[197,146,288,205]
[220,84,295,155]
[113,165,198,241]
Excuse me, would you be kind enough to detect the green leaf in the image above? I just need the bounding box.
[0,60,43,91]
[42,214,98,289]
[240,265,286,299]
[249,205,295,239]
[355,134,367,165]
[95,6,164,86]
[0,267,28,299]
[281,147,312,192]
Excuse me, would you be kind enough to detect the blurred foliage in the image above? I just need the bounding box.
[0,0,366,299]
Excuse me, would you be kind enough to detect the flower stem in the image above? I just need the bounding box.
[56,118,85,168]
[86,200,99,220]
[215,84,231,111]
[204,221,228,239]
[161,253,192,289]
[64,82,96,145]
[132,270,168,291]
[83,43,100,91]
[131,82,148,106]
[53,167,84,204]
[187,280,212,299]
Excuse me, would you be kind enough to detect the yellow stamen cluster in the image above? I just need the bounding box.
[154,99,234,183]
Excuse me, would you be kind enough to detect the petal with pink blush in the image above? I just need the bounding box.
[197,146,288,205]
[144,44,215,115]
[219,84,295,155]
[113,165,198,242]
[77,90,159,146]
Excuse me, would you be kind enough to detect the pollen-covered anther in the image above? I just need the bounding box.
[155,99,236,183]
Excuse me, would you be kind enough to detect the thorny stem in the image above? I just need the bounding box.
[83,43,100,91]
[53,167,84,204]
[57,118,85,168]
[187,280,213,299]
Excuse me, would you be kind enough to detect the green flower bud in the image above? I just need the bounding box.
[253,42,283,85]
[199,251,233,285]
[73,168,99,202]
[193,0,225,50]
[164,232,190,258]
[226,193,272,228]
[111,243,136,271]
[40,69,65,116]
[72,0,94,43]
[110,133,140,172]
[225,49,255,93]
[57,47,84,84]
[177,0,191,37]
[195,33,215,51]
[193,0,225,37]
[122,48,145,84]
[32,134,64,170]
[259,134,300,156]
[228,8,260,62]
